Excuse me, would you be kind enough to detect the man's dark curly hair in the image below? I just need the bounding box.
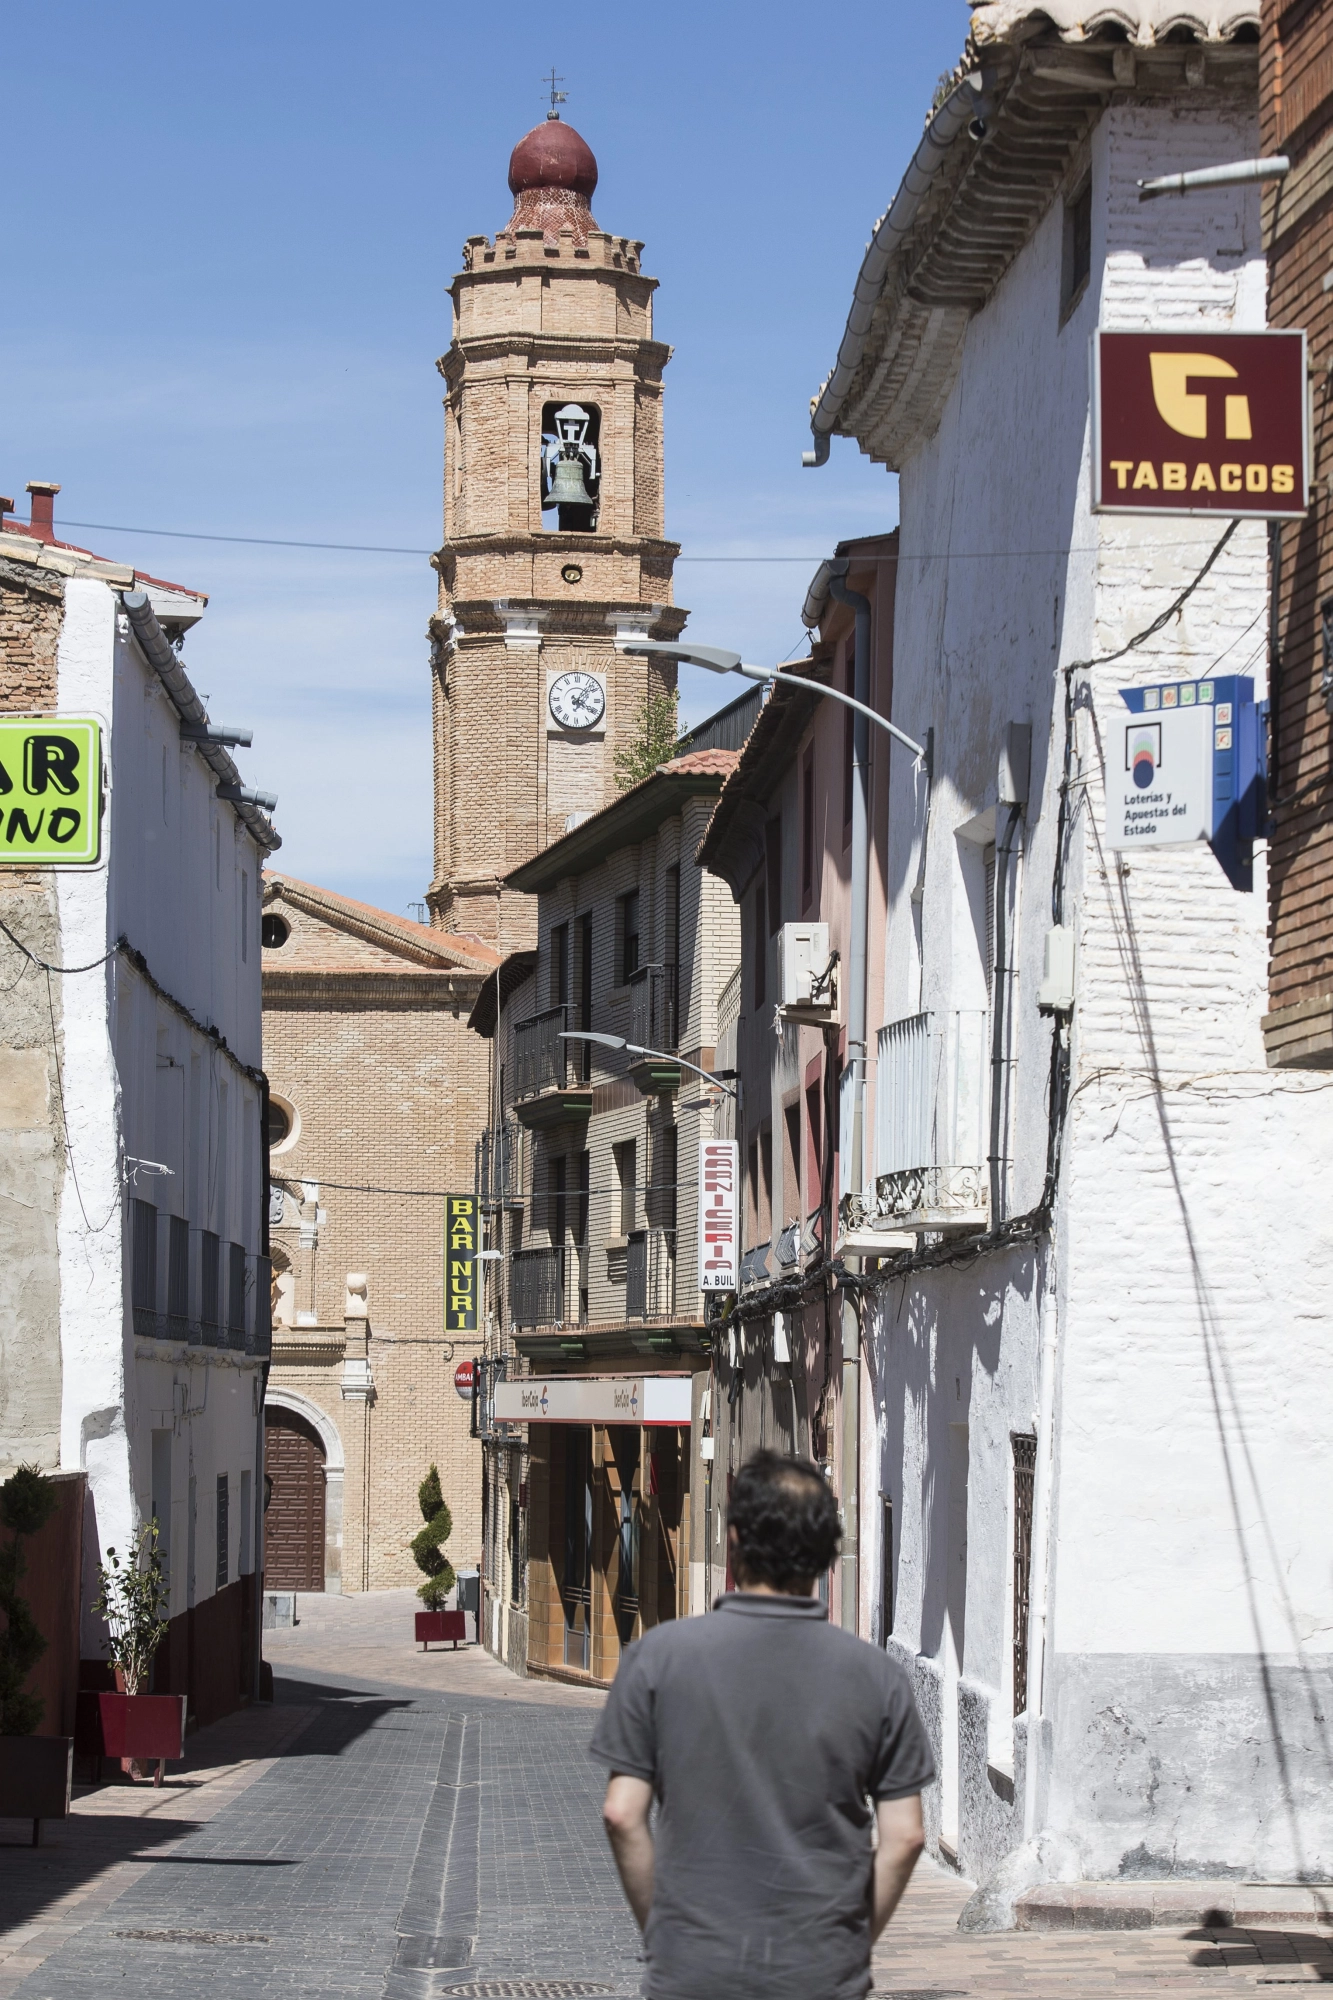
[727,1450,841,1591]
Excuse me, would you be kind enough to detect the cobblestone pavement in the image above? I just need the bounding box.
[1,1595,1329,2000]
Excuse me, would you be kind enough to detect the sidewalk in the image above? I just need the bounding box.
[1,1600,1328,2000]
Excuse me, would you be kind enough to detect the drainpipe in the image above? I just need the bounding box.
[988,804,1024,1224]
[1023,1279,1060,1838]
[829,564,871,1633]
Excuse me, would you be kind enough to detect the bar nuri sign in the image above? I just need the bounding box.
[1093,330,1307,519]
[698,1139,739,1292]
[444,1194,478,1334]
[0,717,102,865]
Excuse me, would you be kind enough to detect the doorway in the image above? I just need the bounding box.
[263,1409,327,1591]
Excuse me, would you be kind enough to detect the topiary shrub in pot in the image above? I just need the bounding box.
[412,1466,466,1648]
[0,1464,71,1841]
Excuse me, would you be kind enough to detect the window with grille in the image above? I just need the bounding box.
[228,1242,247,1337]
[168,1216,189,1323]
[1012,1432,1037,1715]
[201,1232,221,1331]
[216,1474,230,1591]
[132,1201,158,1312]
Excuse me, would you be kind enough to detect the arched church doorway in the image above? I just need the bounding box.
[264,1408,327,1590]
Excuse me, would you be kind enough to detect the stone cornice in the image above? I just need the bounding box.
[434,600,688,642]
[262,968,488,1011]
[438,335,672,387]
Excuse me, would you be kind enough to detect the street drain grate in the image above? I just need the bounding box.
[439,1986,617,1998]
[114,1930,273,1947]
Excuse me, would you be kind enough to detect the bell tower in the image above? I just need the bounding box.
[429,112,687,948]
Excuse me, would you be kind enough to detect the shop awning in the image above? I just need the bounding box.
[493,1374,692,1427]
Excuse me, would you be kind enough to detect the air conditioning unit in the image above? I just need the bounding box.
[777,923,836,1020]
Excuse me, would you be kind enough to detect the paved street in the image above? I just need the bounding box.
[2,1594,1330,2000]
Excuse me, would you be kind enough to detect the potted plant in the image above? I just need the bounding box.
[0,1464,72,1844]
[85,1522,183,1784]
[412,1467,466,1649]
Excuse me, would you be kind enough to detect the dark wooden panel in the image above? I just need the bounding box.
[263,1412,326,1591]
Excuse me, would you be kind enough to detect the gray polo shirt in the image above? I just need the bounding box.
[589,1592,934,2000]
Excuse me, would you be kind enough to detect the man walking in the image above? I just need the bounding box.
[591,1450,933,2000]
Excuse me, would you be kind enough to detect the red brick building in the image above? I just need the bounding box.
[1263,0,1333,1064]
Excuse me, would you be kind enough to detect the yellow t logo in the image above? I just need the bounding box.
[1149,351,1252,440]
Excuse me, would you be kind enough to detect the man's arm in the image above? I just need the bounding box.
[871,1794,925,1941]
[602,1774,655,1931]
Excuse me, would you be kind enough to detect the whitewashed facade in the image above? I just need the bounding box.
[0,516,278,1720]
[808,11,1332,1895]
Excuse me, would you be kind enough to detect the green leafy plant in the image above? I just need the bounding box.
[613,690,690,792]
[411,1465,456,1610]
[0,1465,58,1735]
[92,1522,169,1696]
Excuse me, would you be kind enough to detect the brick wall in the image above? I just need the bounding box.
[1262,0,1333,1063]
[263,888,491,1588]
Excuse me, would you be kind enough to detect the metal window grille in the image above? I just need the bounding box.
[510,1246,565,1327]
[875,1013,932,1174]
[215,1473,229,1592]
[168,1216,189,1324]
[875,1010,990,1179]
[514,1004,568,1100]
[131,1200,158,1313]
[227,1241,247,1345]
[1012,1432,1038,1715]
[200,1232,221,1339]
[629,962,677,1051]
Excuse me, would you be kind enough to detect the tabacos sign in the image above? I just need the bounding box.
[0,718,102,865]
[1093,331,1307,519]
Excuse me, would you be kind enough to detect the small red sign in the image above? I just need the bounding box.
[453,1358,476,1400]
[1093,330,1307,519]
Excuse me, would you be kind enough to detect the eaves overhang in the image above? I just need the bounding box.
[806,4,1260,471]
[504,764,733,895]
[696,659,832,898]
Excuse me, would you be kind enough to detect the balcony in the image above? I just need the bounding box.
[510,1246,567,1328]
[846,1010,988,1241]
[131,1212,271,1358]
[512,1004,593,1130]
[476,1122,521,1209]
[625,1228,676,1322]
[627,965,679,1093]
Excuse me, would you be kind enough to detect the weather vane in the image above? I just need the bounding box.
[544,66,567,116]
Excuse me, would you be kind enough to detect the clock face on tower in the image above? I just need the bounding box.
[548,671,606,731]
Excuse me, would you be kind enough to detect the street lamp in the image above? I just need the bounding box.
[557,1028,740,1102]
[619,639,928,763]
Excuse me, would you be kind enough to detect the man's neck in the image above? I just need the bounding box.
[734,1578,816,1599]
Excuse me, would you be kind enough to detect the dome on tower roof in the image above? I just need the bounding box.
[508,115,598,199]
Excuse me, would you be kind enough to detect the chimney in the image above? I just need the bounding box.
[0,498,13,530]
[26,481,60,541]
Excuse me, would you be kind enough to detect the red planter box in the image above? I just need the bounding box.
[75,1692,186,1762]
[415,1610,467,1650]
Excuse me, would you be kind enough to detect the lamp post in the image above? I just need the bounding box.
[622,634,925,1636]
[557,1029,740,1102]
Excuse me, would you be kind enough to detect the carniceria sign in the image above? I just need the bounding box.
[444,1193,478,1334]
[1105,676,1267,891]
[0,717,103,865]
[698,1139,739,1292]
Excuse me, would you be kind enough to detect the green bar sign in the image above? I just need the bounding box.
[0,717,102,866]
[445,1194,478,1334]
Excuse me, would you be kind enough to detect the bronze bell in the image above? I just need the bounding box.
[548,453,596,510]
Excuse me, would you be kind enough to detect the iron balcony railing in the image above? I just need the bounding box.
[511,1245,566,1328]
[476,1121,521,1207]
[626,1227,676,1319]
[514,1003,569,1101]
[628,963,678,1053]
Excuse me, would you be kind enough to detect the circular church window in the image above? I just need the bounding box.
[262,914,290,949]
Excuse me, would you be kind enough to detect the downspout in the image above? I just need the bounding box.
[255,1072,271,1700]
[1023,1278,1060,1838]
[988,804,1023,1224]
[829,566,871,1633]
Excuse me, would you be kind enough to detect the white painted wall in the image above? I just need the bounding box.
[53,576,266,1649]
[870,93,1333,1886]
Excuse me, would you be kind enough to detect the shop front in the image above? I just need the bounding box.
[492,1373,697,1686]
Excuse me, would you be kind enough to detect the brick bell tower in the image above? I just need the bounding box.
[428,111,688,948]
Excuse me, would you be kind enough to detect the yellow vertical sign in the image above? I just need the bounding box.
[445,1194,478,1334]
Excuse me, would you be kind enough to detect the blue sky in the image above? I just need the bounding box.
[3,0,970,918]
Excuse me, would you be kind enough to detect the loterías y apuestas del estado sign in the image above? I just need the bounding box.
[1092,330,1308,519]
